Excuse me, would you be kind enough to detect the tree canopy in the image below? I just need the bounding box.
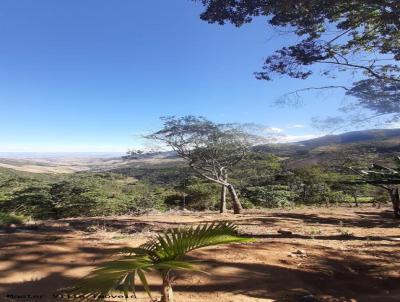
[146,116,257,213]
[194,0,400,125]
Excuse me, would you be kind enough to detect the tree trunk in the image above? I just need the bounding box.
[227,184,242,214]
[182,193,187,209]
[220,185,227,213]
[353,195,359,207]
[161,275,174,302]
[389,187,400,218]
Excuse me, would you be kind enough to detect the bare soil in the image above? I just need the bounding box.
[0,205,399,302]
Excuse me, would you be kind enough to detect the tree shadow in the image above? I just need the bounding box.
[244,232,400,242]
[255,211,400,229]
[174,244,400,302]
[1,208,399,301]
[0,230,128,302]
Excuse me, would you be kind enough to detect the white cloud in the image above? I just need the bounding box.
[273,134,321,143]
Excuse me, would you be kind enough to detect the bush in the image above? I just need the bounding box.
[243,185,295,208]
[0,173,172,219]
[0,212,26,227]
[164,193,184,208]
[184,177,220,211]
[326,191,349,204]
[120,183,169,213]
[6,185,55,219]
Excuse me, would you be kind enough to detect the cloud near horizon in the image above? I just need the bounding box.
[262,124,321,143]
[273,134,321,143]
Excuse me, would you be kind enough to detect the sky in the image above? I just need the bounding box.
[0,0,369,153]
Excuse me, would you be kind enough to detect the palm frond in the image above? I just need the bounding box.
[73,255,153,301]
[73,222,252,301]
[136,221,252,261]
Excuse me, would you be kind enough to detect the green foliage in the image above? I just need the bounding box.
[146,116,253,172]
[372,189,390,204]
[349,157,400,216]
[232,152,282,188]
[195,0,400,123]
[243,185,295,208]
[184,176,220,210]
[8,184,54,219]
[75,222,253,301]
[0,150,388,220]
[352,156,400,186]
[113,163,192,187]
[0,171,170,219]
[0,212,26,227]
[288,166,342,204]
[325,191,349,204]
[147,116,261,213]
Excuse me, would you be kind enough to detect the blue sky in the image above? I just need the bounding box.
[0,0,360,152]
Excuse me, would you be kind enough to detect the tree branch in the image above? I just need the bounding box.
[277,85,350,105]
[318,60,400,82]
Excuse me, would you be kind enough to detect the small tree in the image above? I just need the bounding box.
[75,222,252,302]
[146,116,255,214]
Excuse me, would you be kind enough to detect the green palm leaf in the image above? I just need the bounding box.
[136,221,251,261]
[73,255,153,301]
[73,222,252,301]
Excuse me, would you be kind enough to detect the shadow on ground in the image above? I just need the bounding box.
[1,206,399,302]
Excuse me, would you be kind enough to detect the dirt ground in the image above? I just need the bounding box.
[0,205,399,302]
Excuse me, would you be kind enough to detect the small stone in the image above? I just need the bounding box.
[9,224,17,228]
[294,249,307,255]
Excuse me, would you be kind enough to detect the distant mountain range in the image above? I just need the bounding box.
[0,129,399,174]
[126,129,400,160]
[257,128,400,168]
[0,152,125,159]
[291,128,400,148]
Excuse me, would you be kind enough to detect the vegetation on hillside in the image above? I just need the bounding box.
[0,140,394,222]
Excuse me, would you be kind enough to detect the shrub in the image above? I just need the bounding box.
[0,212,26,227]
[0,173,172,219]
[184,177,220,210]
[243,185,295,208]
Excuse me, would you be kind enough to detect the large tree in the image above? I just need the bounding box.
[194,0,400,126]
[146,116,254,214]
